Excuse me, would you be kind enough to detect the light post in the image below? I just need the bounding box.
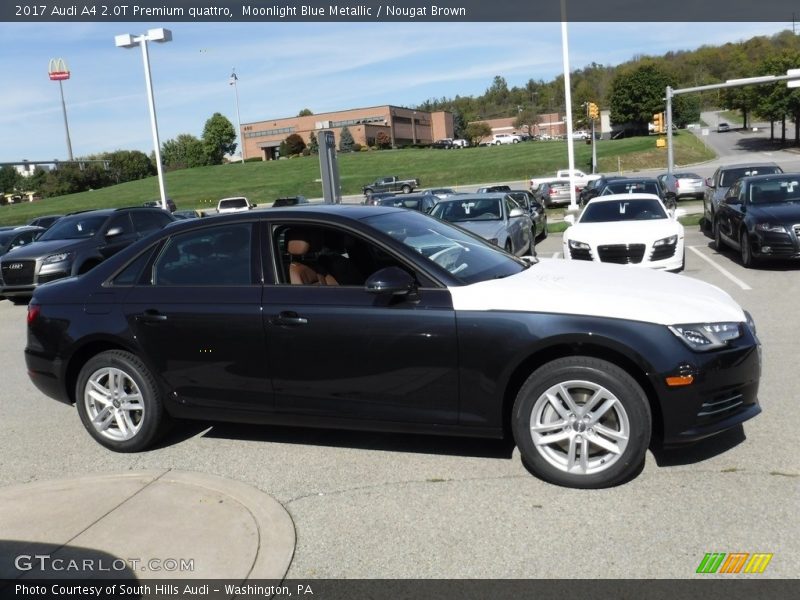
[115,28,172,211]
[229,68,245,163]
[48,58,74,161]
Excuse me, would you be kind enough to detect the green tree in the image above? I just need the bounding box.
[201,112,237,165]
[0,165,20,193]
[106,150,155,183]
[339,126,355,152]
[162,134,208,170]
[284,133,306,155]
[609,63,674,133]
[514,108,538,137]
[464,122,492,146]
[298,108,314,116]
[308,131,319,154]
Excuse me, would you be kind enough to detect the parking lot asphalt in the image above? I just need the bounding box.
[0,225,797,580]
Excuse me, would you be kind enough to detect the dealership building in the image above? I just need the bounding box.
[241,105,454,160]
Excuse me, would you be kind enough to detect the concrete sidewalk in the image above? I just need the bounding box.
[0,470,295,580]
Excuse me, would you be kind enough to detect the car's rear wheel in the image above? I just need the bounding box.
[76,350,170,452]
[512,357,651,488]
[401,185,411,194]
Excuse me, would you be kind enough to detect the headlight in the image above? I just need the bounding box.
[744,310,757,336]
[754,223,786,233]
[653,235,678,247]
[668,322,742,351]
[42,252,73,265]
[568,239,590,250]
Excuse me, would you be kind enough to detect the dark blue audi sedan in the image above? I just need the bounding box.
[24,205,761,488]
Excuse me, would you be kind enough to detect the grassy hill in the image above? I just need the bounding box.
[0,133,711,226]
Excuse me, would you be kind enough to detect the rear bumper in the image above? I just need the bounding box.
[25,349,71,404]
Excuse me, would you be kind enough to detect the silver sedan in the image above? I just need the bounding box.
[429,193,533,256]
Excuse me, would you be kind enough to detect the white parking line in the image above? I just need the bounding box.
[688,246,752,290]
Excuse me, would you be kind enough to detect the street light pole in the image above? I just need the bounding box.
[115,28,172,211]
[230,68,245,163]
[48,58,74,161]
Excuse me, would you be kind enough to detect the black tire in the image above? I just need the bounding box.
[77,261,101,275]
[712,218,723,252]
[75,350,171,452]
[10,297,29,306]
[540,218,549,240]
[401,185,411,194]
[504,239,513,254]
[512,356,651,489]
[740,230,755,268]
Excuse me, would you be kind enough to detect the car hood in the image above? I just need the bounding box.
[0,238,88,261]
[448,258,745,325]
[455,220,506,240]
[748,202,800,222]
[565,220,682,244]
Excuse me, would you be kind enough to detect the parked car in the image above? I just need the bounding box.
[490,133,522,145]
[717,122,731,132]
[657,172,705,200]
[599,177,676,208]
[530,169,602,192]
[362,191,397,206]
[431,139,454,149]
[703,162,782,229]
[424,188,459,200]
[477,185,512,193]
[272,196,309,207]
[0,207,174,303]
[507,190,548,241]
[143,198,177,213]
[362,176,420,196]
[563,193,685,271]
[451,139,469,148]
[429,193,533,256]
[374,193,437,213]
[711,173,800,267]
[534,181,578,208]
[217,197,254,213]
[579,176,627,206]
[0,226,44,258]
[172,210,202,220]
[27,215,63,230]
[24,205,761,489]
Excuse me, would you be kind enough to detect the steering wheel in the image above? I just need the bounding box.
[429,245,464,272]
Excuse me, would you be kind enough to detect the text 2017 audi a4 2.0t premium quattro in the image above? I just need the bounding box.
[24,206,761,488]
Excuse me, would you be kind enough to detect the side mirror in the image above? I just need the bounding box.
[365,267,416,296]
[105,226,124,238]
[509,207,525,218]
[706,178,715,188]
[564,214,576,225]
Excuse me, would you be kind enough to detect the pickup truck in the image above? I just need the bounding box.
[362,176,420,196]
[217,196,255,213]
[529,169,601,192]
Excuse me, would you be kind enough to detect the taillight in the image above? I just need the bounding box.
[27,304,40,326]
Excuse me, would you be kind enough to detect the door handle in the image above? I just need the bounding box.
[138,309,168,323]
[271,311,308,326]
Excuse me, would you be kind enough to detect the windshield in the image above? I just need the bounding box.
[38,215,107,241]
[580,199,667,223]
[675,173,702,180]
[362,210,528,285]
[220,198,248,208]
[602,181,660,196]
[430,198,503,222]
[748,178,800,205]
[377,197,423,210]
[720,166,781,188]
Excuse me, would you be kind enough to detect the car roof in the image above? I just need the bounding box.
[65,206,165,217]
[438,193,506,202]
[719,162,780,170]
[736,173,800,183]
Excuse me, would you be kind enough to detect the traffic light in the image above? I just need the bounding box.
[652,112,665,134]
[588,102,599,120]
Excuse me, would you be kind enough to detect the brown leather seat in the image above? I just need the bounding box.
[286,228,338,286]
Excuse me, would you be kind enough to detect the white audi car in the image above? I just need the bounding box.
[562,193,685,271]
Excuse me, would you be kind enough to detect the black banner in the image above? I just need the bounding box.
[0,579,796,600]
[2,0,800,22]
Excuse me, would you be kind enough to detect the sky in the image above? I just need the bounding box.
[0,21,788,163]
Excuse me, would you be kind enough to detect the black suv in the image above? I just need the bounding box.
[0,207,174,303]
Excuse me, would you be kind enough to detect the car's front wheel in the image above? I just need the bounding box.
[713,218,723,251]
[512,357,651,488]
[76,350,170,452]
[740,230,756,268]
